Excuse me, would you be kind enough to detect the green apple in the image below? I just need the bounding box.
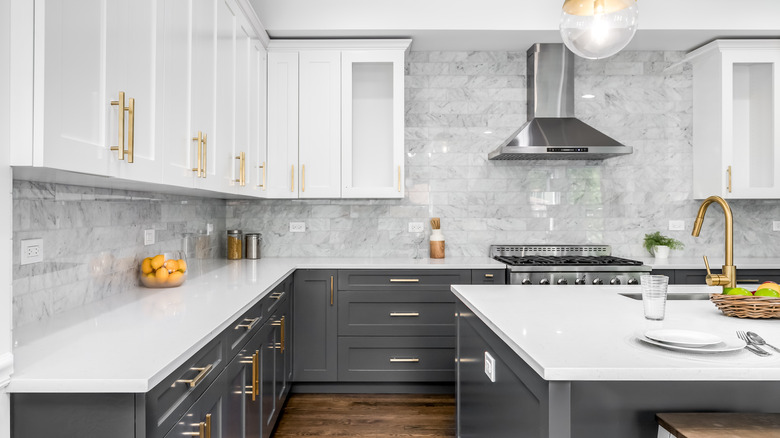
[754,288,780,298]
[723,287,752,296]
[756,281,780,294]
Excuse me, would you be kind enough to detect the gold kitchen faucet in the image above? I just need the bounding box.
[691,196,736,290]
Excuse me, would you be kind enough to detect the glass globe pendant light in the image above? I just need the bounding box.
[560,0,638,59]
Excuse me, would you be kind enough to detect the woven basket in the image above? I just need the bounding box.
[710,294,780,319]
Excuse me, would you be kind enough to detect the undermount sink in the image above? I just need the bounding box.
[619,292,711,301]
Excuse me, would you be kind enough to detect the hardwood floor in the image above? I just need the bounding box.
[272,393,456,437]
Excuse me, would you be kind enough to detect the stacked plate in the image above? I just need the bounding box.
[639,329,746,353]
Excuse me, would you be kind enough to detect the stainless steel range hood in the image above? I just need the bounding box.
[488,44,632,161]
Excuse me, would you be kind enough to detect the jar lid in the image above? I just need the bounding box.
[245,232,262,238]
[227,229,242,234]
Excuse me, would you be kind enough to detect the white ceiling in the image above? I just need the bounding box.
[250,0,780,51]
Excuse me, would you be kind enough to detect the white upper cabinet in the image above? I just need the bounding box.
[267,51,299,199]
[214,0,239,193]
[341,50,406,198]
[299,51,342,198]
[687,40,780,199]
[266,40,410,199]
[247,40,268,196]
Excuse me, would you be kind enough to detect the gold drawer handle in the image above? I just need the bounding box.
[390,312,420,317]
[485,274,494,278]
[390,279,420,283]
[235,317,260,331]
[175,363,213,388]
[737,279,760,283]
[234,152,246,186]
[270,291,284,300]
[390,358,419,363]
[110,91,134,162]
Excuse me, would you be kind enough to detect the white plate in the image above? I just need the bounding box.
[638,336,747,354]
[644,329,722,347]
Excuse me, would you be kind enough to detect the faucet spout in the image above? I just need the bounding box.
[691,196,736,289]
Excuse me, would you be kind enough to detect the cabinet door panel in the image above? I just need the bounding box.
[232,15,252,195]
[267,51,299,198]
[37,0,108,174]
[163,375,224,438]
[293,270,338,381]
[299,51,341,198]
[212,0,238,192]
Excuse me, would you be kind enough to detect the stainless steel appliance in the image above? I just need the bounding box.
[487,44,633,160]
[490,245,651,285]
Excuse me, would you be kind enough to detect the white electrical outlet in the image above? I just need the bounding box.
[668,220,685,231]
[144,229,155,246]
[290,222,306,233]
[773,221,780,232]
[207,223,214,235]
[21,238,43,265]
[408,222,424,233]
[484,351,496,383]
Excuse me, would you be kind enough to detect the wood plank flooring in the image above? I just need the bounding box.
[272,394,456,437]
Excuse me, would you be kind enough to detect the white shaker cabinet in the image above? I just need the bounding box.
[22,0,163,182]
[266,40,410,199]
[686,40,780,199]
[247,40,269,196]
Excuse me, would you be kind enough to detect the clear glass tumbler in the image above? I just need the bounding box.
[640,275,669,320]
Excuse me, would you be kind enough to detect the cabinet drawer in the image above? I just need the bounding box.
[471,269,506,284]
[338,269,471,291]
[338,290,456,336]
[146,335,225,438]
[264,283,291,320]
[226,299,264,359]
[337,337,456,382]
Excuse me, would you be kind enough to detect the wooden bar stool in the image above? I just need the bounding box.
[657,413,780,438]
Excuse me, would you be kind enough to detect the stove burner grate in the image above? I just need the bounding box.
[494,255,644,267]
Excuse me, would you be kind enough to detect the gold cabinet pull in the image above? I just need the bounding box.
[302,164,305,192]
[390,358,419,363]
[485,274,494,278]
[175,363,213,388]
[291,165,294,192]
[202,134,208,178]
[330,275,334,306]
[389,312,419,317]
[252,351,259,400]
[270,291,284,300]
[235,317,259,331]
[110,91,127,160]
[390,278,419,283]
[258,161,266,188]
[727,165,732,193]
[198,413,212,438]
[127,97,135,163]
[398,165,401,192]
[192,132,203,177]
[235,152,246,186]
[280,316,285,352]
[737,279,760,283]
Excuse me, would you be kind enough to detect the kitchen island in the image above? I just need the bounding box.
[452,284,780,438]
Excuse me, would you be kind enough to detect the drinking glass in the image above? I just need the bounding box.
[641,275,669,320]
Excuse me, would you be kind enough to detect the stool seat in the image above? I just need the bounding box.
[657,413,780,438]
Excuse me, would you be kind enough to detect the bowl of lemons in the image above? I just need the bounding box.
[140,252,188,288]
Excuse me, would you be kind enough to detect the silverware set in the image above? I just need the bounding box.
[736,330,779,356]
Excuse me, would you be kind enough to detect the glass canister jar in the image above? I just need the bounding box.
[227,230,243,260]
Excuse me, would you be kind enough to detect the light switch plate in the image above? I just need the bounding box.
[408,222,424,233]
[773,221,780,232]
[484,351,496,383]
[21,238,43,265]
[144,229,155,246]
[290,222,306,233]
[668,220,685,231]
[207,223,214,235]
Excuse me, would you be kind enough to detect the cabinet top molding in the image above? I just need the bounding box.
[267,39,412,52]
[684,38,780,64]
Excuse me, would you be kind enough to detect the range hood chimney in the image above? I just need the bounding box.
[488,44,632,160]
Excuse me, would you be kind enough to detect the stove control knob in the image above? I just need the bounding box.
[557,278,568,285]
[521,278,532,285]
[592,278,604,285]
[575,278,587,285]
[610,277,621,285]
[627,278,639,285]
[539,278,550,285]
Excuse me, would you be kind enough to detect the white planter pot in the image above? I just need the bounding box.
[653,245,671,259]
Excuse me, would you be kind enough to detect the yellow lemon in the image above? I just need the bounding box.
[151,254,165,270]
[165,259,179,273]
[168,271,184,284]
[141,257,153,275]
[155,266,169,281]
[177,259,187,273]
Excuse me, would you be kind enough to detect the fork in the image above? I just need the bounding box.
[737,330,771,356]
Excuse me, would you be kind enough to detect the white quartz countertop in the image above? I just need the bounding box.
[451,284,780,382]
[9,257,502,393]
[640,257,780,270]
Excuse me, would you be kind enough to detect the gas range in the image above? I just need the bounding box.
[490,245,651,286]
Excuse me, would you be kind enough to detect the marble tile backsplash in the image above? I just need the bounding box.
[227,50,780,260]
[12,181,226,327]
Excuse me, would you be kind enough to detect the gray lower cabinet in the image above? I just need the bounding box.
[652,268,780,285]
[293,270,338,381]
[12,275,294,438]
[338,336,456,382]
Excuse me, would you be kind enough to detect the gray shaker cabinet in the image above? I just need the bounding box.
[293,270,338,381]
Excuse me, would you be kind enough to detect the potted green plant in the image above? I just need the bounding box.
[643,231,684,258]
